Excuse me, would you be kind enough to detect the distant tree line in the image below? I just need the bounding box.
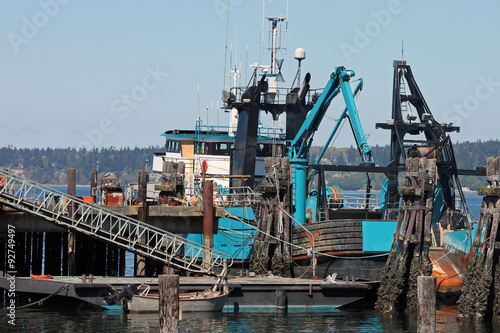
[308,139,499,191]
[0,140,498,190]
[0,146,161,185]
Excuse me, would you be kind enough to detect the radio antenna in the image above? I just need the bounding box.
[402,40,404,61]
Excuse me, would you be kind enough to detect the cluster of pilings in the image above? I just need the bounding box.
[458,157,500,322]
[157,161,185,204]
[0,231,127,278]
[134,170,173,276]
[375,157,436,314]
[250,157,292,277]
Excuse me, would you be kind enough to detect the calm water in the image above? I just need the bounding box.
[3,304,497,332]
[2,189,494,332]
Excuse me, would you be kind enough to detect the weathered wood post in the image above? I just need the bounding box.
[159,274,179,333]
[15,232,27,276]
[32,232,43,275]
[119,248,126,276]
[250,157,292,277]
[417,275,436,333]
[376,157,436,314]
[276,289,287,311]
[67,167,76,276]
[90,170,98,203]
[24,232,32,276]
[458,156,500,322]
[135,170,148,276]
[203,180,214,272]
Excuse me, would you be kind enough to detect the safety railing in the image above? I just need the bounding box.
[0,169,232,275]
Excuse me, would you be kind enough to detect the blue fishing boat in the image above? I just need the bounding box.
[150,2,478,296]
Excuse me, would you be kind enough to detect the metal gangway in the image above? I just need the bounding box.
[0,169,232,275]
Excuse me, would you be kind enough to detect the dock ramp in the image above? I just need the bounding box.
[0,169,232,275]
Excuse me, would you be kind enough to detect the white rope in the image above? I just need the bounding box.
[430,232,470,265]
[224,211,390,260]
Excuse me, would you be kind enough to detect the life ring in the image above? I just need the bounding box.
[0,175,5,187]
[201,160,208,172]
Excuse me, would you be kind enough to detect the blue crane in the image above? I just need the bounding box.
[288,66,374,224]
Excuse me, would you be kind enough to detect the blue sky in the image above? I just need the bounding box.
[1,0,499,150]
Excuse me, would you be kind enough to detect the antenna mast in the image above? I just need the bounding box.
[402,40,404,61]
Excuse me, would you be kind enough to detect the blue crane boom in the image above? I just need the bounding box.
[312,79,369,171]
[288,66,373,224]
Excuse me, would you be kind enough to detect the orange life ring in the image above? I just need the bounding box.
[201,160,208,172]
[0,175,5,187]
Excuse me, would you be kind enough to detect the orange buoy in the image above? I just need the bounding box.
[31,274,53,279]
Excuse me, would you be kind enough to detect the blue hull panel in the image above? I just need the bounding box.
[361,220,397,252]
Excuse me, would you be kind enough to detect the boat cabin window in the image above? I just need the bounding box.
[213,142,232,156]
[256,143,284,157]
[166,140,180,153]
[195,142,209,155]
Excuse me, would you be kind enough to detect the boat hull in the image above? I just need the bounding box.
[292,218,472,291]
[127,291,229,313]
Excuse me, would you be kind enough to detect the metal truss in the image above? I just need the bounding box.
[0,169,232,275]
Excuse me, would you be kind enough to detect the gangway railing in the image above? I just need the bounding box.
[0,169,232,275]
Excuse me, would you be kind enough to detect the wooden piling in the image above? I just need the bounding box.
[458,156,500,322]
[94,241,106,276]
[276,289,287,311]
[68,167,76,276]
[31,232,43,275]
[15,232,27,276]
[376,157,436,315]
[44,232,62,276]
[119,248,126,276]
[90,170,98,203]
[75,233,94,276]
[417,276,437,333]
[25,232,32,276]
[135,170,148,276]
[159,274,179,333]
[250,157,292,277]
[107,244,119,276]
[67,231,76,276]
[203,180,214,271]
[62,231,68,276]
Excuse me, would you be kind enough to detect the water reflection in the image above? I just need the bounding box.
[2,304,500,332]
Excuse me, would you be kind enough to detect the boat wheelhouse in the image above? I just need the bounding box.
[152,117,286,191]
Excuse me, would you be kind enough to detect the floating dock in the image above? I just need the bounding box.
[0,275,374,312]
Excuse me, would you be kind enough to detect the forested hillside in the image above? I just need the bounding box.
[309,140,500,190]
[0,140,498,190]
[0,146,161,185]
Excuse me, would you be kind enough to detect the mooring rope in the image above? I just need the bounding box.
[430,232,470,265]
[225,211,391,260]
[16,283,69,309]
